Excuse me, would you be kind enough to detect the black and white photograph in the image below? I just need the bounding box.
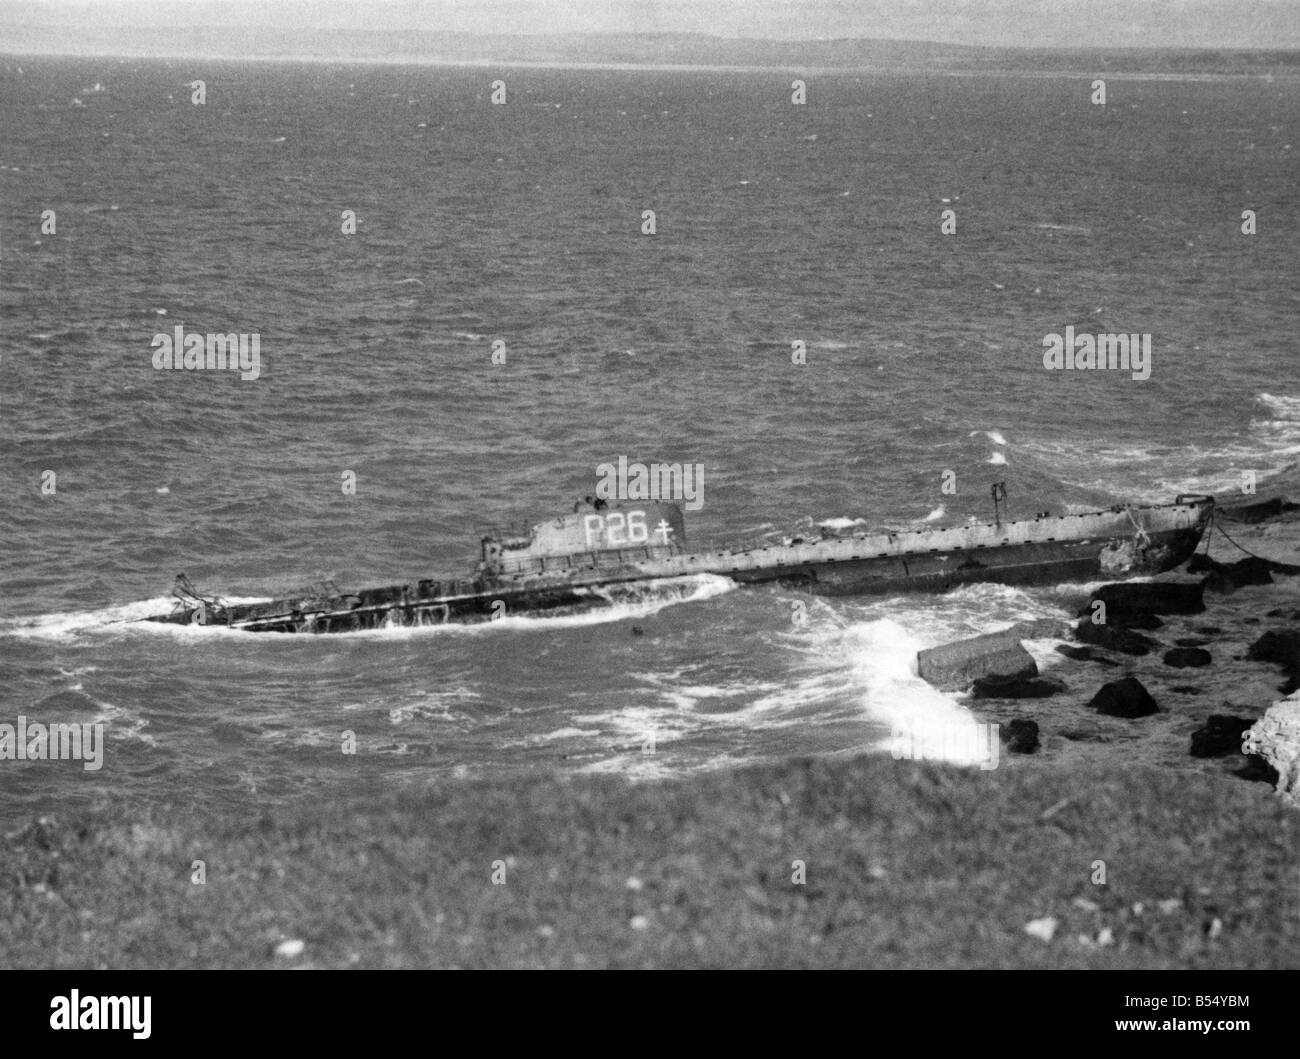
[1,0,1297,1014]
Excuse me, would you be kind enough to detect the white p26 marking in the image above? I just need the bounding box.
[584,510,649,547]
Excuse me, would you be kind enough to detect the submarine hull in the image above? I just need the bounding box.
[141,496,1215,633]
[731,523,1207,596]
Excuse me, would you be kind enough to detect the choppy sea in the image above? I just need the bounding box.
[1,57,1298,824]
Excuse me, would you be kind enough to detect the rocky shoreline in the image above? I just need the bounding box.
[921,470,1300,802]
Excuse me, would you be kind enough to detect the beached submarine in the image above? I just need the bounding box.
[142,492,1217,633]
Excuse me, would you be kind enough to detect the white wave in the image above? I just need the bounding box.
[573,701,693,780]
[969,429,1007,445]
[729,670,856,727]
[917,505,945,523]
[841,618,992,766]
[987,451,1007,465]
[581,700,692,743]
[1,595,269,642]
[1,596,186,641]
[577,752,680,779]
[530,726,604,742]
[387,685,482,725]
[627,671,825,723]
[836,581,1065,649]
[818,516,868,531]
[1258,392,1300,420]
[583,592,1056,777]
[566,643,855,779]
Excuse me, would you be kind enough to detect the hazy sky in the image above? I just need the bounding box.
[6,0,1300,48]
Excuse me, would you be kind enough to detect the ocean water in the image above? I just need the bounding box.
[1,57,1298,823]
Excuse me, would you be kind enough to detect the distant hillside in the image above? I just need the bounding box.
[1,27,1298,74]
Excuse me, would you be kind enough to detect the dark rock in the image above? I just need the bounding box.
[1193,549,1300,592]
[1190,714,1254,757]
[1244,618,1260,625]
[1163,647,1212,668]
[1000,719,1040,754]
[1267,608,1287,618]
[1218,496,1286,523]
[1175,637,1210,648]
[1055,644,1120,667]
[1194,626,1223,635]
[971,674,1067,699]
[1236,755,1281,785]
[1079,581,1205,623]
[1170,685,1203,695]
[1245,630,1300,693]
[1089,676,1160,718]
[1074,619,1160,656]
[917,631,1036,691]
[1245,630,1300,667]
[1202,556,1275,593]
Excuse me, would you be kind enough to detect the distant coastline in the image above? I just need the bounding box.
[4,54,1298,83]
[1,30,1298,76]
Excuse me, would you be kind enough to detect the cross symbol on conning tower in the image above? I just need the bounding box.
[655,519,674,544]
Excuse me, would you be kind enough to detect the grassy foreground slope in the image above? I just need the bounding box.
[2,755,1296,968]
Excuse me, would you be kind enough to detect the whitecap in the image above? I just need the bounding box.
[842,618,992,767]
